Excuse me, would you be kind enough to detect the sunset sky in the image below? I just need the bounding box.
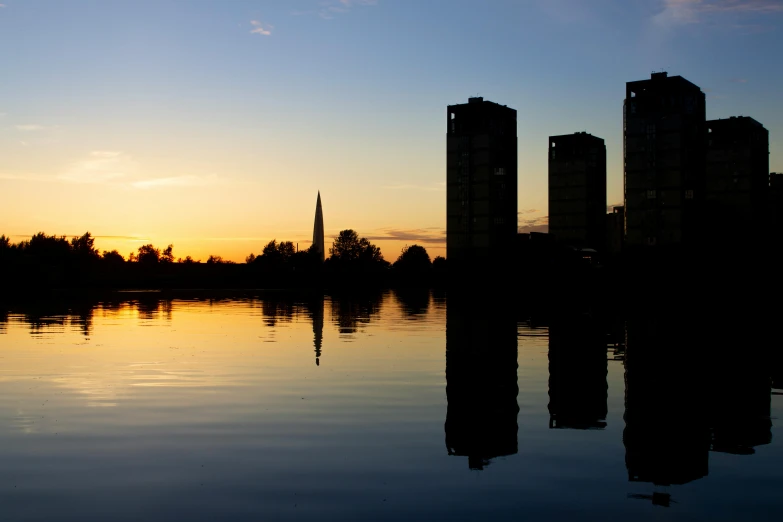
[1,0,782,262]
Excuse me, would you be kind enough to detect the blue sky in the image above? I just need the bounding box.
[1,0,781,260]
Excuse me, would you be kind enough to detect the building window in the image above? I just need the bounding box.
[647,190,656,199]
[685,189,694,199]
[646,237,657,246]
[494,167,505,176]
[494,217,504,225]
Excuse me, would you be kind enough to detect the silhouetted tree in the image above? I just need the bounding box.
[330,229,386,264]
[70,232,99,259]
[0,235,13,267]
[102,250,125,265]
[26,232,71,263]
[290,245,322,272]
[393,244,431,273]
[278,241,295,259]
[206,255,223,264]
[262,240,279,259]
[433,256,447,271]
[331,229,361,261]
[161,244,174,264]
[178,256,197,264]
[136,244,161,265]
[261,240,295,262]
[255,239,298,273]
[245,253,256,264]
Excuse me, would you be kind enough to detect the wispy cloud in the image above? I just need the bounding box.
[19,150,224,189]
[534,0,601,25]
[339,0,379,6]
[94,235,151,241]
[382,182,445,192]
[132,174,221,189]
[654,0,783,25]
[8,234,151,241]
[358,227,446,245]
[293,0,378,20]
[519,208,540,215]
[250,20,273,36]
[518,215,549,234]
[59,151,135,184]
[16,124,45,131]
[0,172,49,181]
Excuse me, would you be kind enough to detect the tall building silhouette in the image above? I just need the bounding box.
[771,173,783,246]
[606,205,624,256]
[447,97,517,271]
[313,191,325,262]
[548,132,607,250]
[705,116,769,242]
[624,72,706,248]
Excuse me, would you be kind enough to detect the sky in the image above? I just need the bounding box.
[1,0,782,262]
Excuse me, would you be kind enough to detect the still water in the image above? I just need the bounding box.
[0,291,781,521]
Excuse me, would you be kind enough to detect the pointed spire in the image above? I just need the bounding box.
[313,191,325,263]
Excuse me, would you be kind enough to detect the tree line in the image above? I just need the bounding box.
[0,230,446,291]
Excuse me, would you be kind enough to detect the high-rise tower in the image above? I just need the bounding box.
[548,132,607,251]
[705,116,769,242]
[446,97,517,272]
[624,72,706,248]
[313,191,325,262]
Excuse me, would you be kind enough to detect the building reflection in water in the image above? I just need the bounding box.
[548,314,607,430]
[624,311,774,505]
[708,313,772,456]
[445,295,519,470]
[623,317,710,488]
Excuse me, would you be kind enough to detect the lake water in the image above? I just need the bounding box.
[1,291,781,521]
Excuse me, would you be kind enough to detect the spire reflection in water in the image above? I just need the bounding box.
[445,295,519,470]
[307,294,324,366]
